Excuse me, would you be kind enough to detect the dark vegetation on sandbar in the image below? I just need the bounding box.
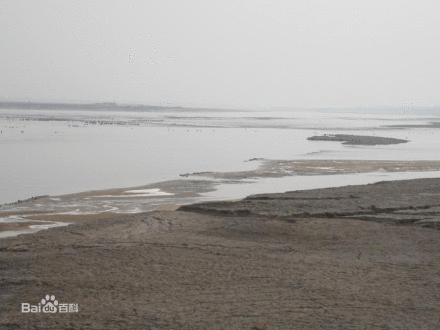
[307,134,409,145]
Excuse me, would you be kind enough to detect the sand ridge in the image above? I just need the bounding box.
[183,159,440,180]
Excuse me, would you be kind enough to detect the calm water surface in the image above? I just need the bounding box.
[1,108,439,205]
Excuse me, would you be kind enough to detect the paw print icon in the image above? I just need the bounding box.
[41,295,58,313]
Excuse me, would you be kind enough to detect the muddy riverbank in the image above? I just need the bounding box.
[1,178,440,329]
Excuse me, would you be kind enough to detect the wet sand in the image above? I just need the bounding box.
[0,179,218,236]
[182,159,440,180]
[1,178,440,329]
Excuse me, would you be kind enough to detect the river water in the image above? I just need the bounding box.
[1,107,440,206]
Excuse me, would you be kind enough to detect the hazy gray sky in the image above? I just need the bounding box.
[1,1,439,108]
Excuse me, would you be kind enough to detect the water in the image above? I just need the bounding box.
[1,107,440,206]
[0,216,70,239]
[205,170,440,201]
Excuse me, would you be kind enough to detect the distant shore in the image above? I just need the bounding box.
[0,101,232,112]
[0,101,181,111]
[2,101,440,114]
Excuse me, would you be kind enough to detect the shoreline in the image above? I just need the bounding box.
[1,177,439,328]
[4,159,440,207]
[3,160,440,238]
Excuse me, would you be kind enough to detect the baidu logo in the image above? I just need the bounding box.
[41,295,58,313]
[21,295,78,313]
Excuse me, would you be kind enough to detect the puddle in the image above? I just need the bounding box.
[0,215,71,238]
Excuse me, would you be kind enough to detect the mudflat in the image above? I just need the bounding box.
[1,178,440,329]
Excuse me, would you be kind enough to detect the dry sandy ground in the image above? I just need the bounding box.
[1,178,440,329]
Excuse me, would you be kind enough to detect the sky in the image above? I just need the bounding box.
[1,1,440,109]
